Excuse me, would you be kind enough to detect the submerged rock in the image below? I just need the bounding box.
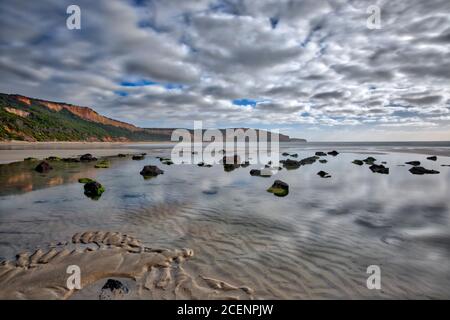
[62,157,80,163]
[427,156,437,161]
[363,157,376,165]
[315,151,327,156]
[132,154,145,161]
[35,161,52,173]
[290,153,298,158]
[317,171,331,178]
[162,160,174,165]
[24,157,38,161]
[95,160,110,168]
[99,279,129,300]
[405,161,421,166]
[117,154,127,158]
[45,156,61,161]
[409,166,440,175]
[267,180,289,197]
[80,154,97,162]
[282,152,290,156]
[319,159,328,163]
[352,160,364,166]
[328,150,339,156]
[84,181,105,200]
[369,164,389,174]
[140,165,164,178]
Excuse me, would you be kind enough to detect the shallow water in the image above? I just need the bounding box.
[0,145,449,299]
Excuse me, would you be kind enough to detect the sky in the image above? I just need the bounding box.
[0,0,449,141]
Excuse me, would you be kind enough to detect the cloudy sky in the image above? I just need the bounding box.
[1,0,449,141]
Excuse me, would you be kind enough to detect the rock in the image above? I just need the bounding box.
[352,160,364,166]
[35,161,52,173]
[222,155,241,171]
[409,166,440,175]
[78,178,95,184]
[405,161,420,166]
[202,187,219,195]
[260,168,273,177]
[80,154,97,162]
[267,180,289,197]
[250,169,261,176]
[62,157,80,163]
[299,156,318,165]
[280,159,301,170]
[132,154,145,160]
[140,165,164,178]
[369,164,389,174]
[328,150,339,156]
[381,161,387,164]
[441,164,450,167]
[95,160,110,168]
[99,279,129,300]
[241,161,250,168]
[427,156,437,161]
[162,160,174,165]
[282,152,290,156]
[290,153,298,158]
[117,154,127,158]
[84,181,105,199]
[45,156,61,161]
[319,159,327,163]
[317,171,331,178]
[315,152,327,156]
[363,157,376,165]
[24,157,38,161]
[197,162,205,167]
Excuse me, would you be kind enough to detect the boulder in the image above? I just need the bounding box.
[369,164,389,174]
[427,156,437,161]
[267,180,289,197]
[352,160,364,166]
[80,154,97,162]
[140,165,164,178]
[328,150,339,156]
[84,181,105,199]
[405,161,420,166]
[409,166,439,175]
[315,151,327,156]
[317,171,331,178]
[35,161,52,173]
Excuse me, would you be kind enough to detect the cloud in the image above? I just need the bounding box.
[0,0,449,140]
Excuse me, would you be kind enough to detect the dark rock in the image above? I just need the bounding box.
[282,152,290,156]
[405,161,420,166]
[290,153,298,158]
[280,159,301,170]
[80,153,97,162]
[62,157,80,163]
[328,150,339,156]
[299,156,318,165]
[222,155,241,171]
[140,165,164,178]
[35,161,52,173]
[267,180,289,197]
[117,154,127,158]
[409,166,440,175]
[132,154,145,161]
[162,160,173,165]
[315,152,327,156]
[24,157,38,161]
[45,156,61,161]
[197,162,205,167]
[369,164,389,174]
[317,171,331,178]
[241,161,250,168]
[427,156,437,161]
[352,160,364,166]
[381,161,387,164]
[319,159,327,163]
[84,181,105,199]
[99,279,129,300]
[363,156,376,165]
[441,164,450,167]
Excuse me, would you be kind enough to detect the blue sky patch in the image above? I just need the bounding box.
[233,99,258,107]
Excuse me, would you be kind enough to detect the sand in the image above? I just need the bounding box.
[0,231,252,300]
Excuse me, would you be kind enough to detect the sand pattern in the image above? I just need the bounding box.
[0,231,252,300]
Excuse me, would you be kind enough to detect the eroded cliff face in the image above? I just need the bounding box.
[12,95,140,132]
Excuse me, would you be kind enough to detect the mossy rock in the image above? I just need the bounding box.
[45,156,61,161]
[267,180,289,197]
[84,181,105,200]
[78,178,95,184]
[95,160,110,168]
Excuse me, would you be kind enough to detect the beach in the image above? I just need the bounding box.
[0,142,450,299]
